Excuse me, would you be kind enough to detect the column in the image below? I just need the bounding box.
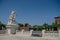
[30,30,33,36]
[42,29,45,37]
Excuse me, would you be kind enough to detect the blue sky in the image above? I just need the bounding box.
[0,0,60,25]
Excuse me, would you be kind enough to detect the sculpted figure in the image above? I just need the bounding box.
[9,11,16,21]
[8,11,16,24]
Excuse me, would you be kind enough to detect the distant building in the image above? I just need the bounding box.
[55,16,60,24]
[19,23,30,31]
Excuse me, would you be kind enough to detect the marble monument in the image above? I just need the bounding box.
[6,11,19,34]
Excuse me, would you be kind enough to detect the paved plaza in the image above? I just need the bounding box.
[0,35,59,40]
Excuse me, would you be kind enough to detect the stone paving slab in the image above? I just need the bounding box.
[0,34,59,40]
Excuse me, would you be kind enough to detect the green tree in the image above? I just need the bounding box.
[0,21,6,30]
[51,23,59,28]
[50,23,58,31]
[18,23,24,27]
[43,23,49,29]
[37,26,43,31]
[33,25,38,28]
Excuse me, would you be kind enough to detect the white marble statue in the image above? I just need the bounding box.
[8,11,16,24]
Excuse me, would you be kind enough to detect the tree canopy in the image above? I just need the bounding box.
[18,23,24,27]
[0,21,6,30]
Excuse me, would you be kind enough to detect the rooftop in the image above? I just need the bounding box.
[55,16,60,19]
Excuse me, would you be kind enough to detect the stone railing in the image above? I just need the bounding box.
[0,29,59,38]
[30,30,59,37]
[44,31,59,37]
[32,31,42,37]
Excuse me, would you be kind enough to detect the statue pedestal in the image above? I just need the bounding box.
[7,29,11,34]
[6,24,19,34]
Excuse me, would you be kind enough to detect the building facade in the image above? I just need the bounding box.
[55,16,60,24]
